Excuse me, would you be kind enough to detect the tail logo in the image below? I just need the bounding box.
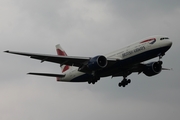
[56,44,70,73]
[56,49,67,56]
[61,65,70,73]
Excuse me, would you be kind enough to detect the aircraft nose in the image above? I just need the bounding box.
[167,40,172,48]
[164,40,172,51]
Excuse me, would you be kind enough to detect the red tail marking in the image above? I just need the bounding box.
[56,77,60,81]
[62,65,70,73]
[56,48,69,73]
[56,49,67,56]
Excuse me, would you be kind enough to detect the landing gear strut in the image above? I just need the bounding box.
[157,53,164,66]
[158,53,165,61]
[118,77,131,87]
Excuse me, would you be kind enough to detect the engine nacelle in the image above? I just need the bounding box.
[87,55,107,71]
[143,61,162,76]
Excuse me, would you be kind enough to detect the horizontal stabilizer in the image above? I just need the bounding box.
[28,72,65,77]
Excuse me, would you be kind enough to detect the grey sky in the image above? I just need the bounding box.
[0,0,180,120]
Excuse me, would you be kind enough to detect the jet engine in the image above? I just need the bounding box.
[143,61,162,76]
[87,55,107,71]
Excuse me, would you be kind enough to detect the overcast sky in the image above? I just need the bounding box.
[0,0,180,120]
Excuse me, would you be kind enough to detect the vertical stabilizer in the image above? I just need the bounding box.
[56,44,70,73]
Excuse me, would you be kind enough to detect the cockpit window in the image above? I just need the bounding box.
[160,37,169,40]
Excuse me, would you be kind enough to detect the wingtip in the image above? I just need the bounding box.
[4,50,9,53]
[27,72,38,76]
[27,72,33,75]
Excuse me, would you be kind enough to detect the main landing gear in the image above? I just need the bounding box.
[88,79,98,84]
[88,72,100,84]
[118,77,131,87]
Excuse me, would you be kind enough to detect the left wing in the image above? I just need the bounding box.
[4,50,117,68]
[28,72,65,77]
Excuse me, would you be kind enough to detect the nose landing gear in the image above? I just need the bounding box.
[158,53,165,61]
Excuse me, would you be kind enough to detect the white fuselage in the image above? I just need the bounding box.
[60,35,172,82]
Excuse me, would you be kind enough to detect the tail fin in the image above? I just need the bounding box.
[56,44,70,73]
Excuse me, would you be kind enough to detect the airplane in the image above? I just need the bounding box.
[4,35,172,87]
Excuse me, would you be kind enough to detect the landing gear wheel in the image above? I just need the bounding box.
[122,84,126,87]
[118,82,122,87]
[88,81,96,84]
[118,78,131,87]
[92,81,95,84]
[88,77,98,85]
[127,79,131,84]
